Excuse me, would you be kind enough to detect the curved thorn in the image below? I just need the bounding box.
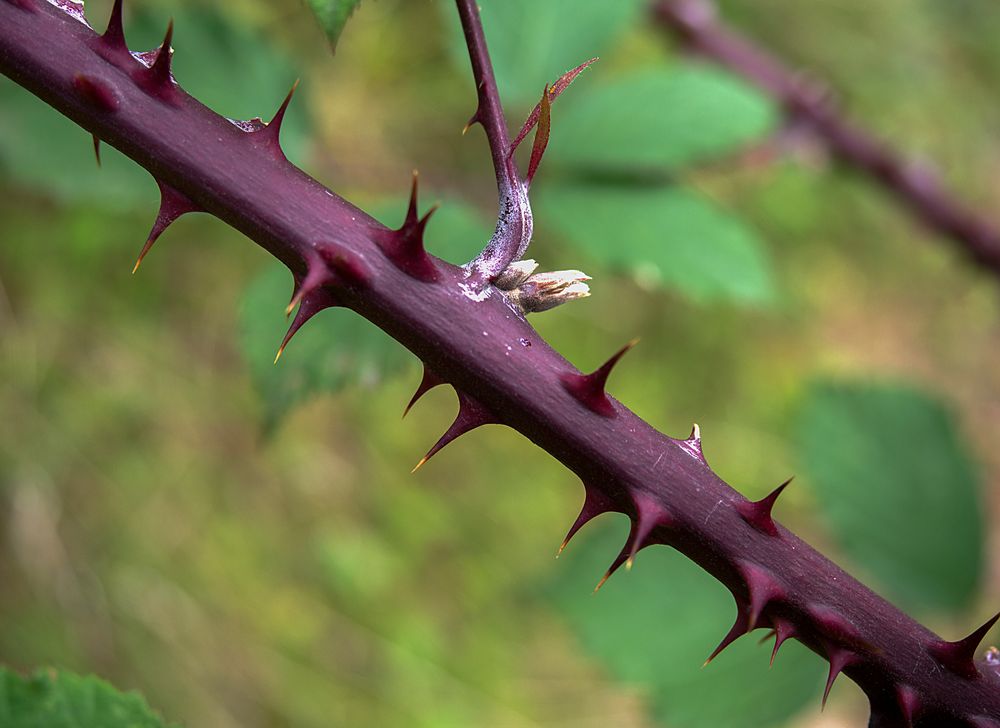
[704,613,749,667]
[149,19,174,85]
[132,181,200,273]
[101,0,126,50]
[403,366,446,418]
[562,338,639,417]
[558,485,616,557]
[411,391,496,472]
[736,477,793,537]
[822,647,856,709]
[928,612,1000,680]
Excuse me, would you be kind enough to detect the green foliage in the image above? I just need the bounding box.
[239,262,410,428]
[304,0,363,50]
[546,66,777,171]
[0,668,176,728]
[447,0,646,106]
[797,381,984,614]
[0,6,306,206]
[538,184,775,304]
[549,518,824,728]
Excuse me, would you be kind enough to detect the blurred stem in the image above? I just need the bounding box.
[653,0,1000,278]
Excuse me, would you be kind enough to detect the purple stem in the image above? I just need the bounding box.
[1,2,998,725]
[653,0,1000,279]
[454,0,533,289]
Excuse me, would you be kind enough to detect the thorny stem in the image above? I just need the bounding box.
[654,0,1000,279]
[2,2,1000,725]
[454,0,533,289]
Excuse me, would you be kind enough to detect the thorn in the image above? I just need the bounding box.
[273,287,339,364]
[768,618,796,667]
[149,19,174,85]
[92,135,102,167]
[895,684,919,727]
[738,561,785,631]
[677,423,705,461]
[558,485,616,557]
[928,612,1000,680]
[403,366,445,418]
[285,251,330,318]
[375,172,439,282]
[264,78,300,146]
[411,391,496,472]
[704,613,749,667]
[561,339,639,417]
[102,0,126,49]
[822,647,856,709]
[132,180,200,273]
[736,477,792,538]
[623,493,669,568]
[462,109,480,136]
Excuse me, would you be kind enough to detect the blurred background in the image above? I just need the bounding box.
[2,0,1000,725]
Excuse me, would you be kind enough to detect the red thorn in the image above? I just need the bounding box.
[411,391,496,472]
[462,109,480,136]
[134,20,177,102]
[676,422,704,461]
[594,542,631,593]
[624,494,671,568]
[768,617,796,667]
[100,0,126,52]
[736,477,792,538]
[509,57,598,157]
[704,613,750,667]
[72,74,120,113]
[525,84,551,187]
[822,646,856,709]
[561,339,638,418]
[132,181,200,273]
[403,366,445,418]
[92,135,102,167]
[738,561,785,631]
[274,288,339,364]
[286,251,330,316]
[895,684,919,727]
[928,612,1000,680]
[261,79,299,151]
[375,173,439,283]
[558,485,616,557]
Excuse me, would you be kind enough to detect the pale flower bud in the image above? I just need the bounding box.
[508,269,591,313]
[494,259,539,290]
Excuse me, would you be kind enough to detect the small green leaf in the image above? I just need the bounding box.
[239,262,410,428]
[445,0,645,106]
[0,667,177,728]
[796,381,984,614]
[305,0,363,49]
[548,519,824,728]
[545,66,777,172]
[536,183,775,304]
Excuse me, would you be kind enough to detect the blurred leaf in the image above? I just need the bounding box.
[0,6,306,207]
[304,0,363,50]
[796,381,984,614]
[549,518,823,728]
[546,66,777,171]
[239,262,410,428]
[446,0,645,106]
[369,196,493,265]
[0,668,176,728]
[537,183,775,304]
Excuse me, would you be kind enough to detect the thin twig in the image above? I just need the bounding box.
[653,0,1000,278]
[454,0,532,289]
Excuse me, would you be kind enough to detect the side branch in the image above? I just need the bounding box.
[653,0,1000,278]
[454,0,532,287]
